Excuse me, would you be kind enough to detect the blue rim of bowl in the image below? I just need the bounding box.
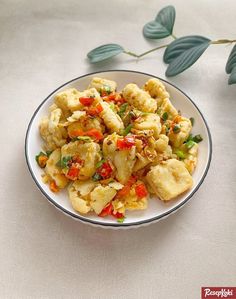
[25,70,212,227]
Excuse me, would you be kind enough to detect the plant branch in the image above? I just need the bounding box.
[124,43,170,59]
[211,39,236,44]
[123,39,236,60]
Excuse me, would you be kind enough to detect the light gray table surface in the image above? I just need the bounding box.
[1,0,235,298]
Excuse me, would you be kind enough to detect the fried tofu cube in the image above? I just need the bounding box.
[146,159,193,201]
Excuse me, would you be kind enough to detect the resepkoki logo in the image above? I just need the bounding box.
[201,287,236,299]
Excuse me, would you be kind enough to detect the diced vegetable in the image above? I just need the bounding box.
[86,129,103,141]
[79,97,94,106]
[173,124,181,133]
[99,203,125,222]
[97,162,113,179]
[35,152,48,168]
[70,129,85,138]
[49,180,59,192]
[122,124,133,136]
[175,150,186,159]
[56,156,72,168]
[118,103,128,117]
[117,136,135,150]
[112,211,124,219]
[185,140,196,149]
[135,183,148,198]
[72,136,92,142]
[192,134,203,143]
[190,117,195,126]
[87,104,103,116]
[186,133,203,143]
[96,159,105,169]
[92,172,103,181]
[161,112,168,121]
[117,217,125,223]
[46,151,53,157]
[70,128,103,141]
[99,203,113,217]
[116,176,136,198]
[66,167,79,180]
[100,85,111,96]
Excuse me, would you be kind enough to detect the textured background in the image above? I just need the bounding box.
[1,0,236,298]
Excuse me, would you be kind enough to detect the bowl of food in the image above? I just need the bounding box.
[25,70,212,228]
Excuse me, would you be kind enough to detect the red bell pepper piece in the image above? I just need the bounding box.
[117,136,135,150]
[79,97,94,106]
[135,183,148,198]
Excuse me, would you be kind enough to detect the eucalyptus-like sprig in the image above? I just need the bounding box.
[87,5,236,85]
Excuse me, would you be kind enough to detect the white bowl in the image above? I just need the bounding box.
[25,70,212,228]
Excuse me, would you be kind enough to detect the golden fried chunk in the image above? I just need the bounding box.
[143,78,170,106]
[122,83,157,113]
[45,149,68,188]
[88,77,117,93]
[90,185,117,214]
[146,159,193,201]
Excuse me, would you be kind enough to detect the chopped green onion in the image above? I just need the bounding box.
[186,134,193,142]
[56,156,71,168]
[117,217,125,223]
[156,107,162,116]
[100,85,111,95]
[35,151,46,163]
[192,134,203,143]
[190,117,195,126]
[161,112,168,121]
[46,150,53,157]
[122,124,133,136]
[72,136,92,142]
[92,172,102,181]
[118,103,128,117]
[173,124,181,133]
[109,103,116,111]
[175,150,186,159]
[96,159,105,169]
[185,134,203,144]
[185,140,196,149]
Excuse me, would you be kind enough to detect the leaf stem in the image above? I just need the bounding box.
[211,39,236,44]
[124,43,170,59]
[123,39,236,60]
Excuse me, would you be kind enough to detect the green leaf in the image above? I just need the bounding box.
[228,65,236,85]
[164,36,210,63]
[143,5,175,39]
[87,44,124,63]
[225,44,236,74]
[164,36,211,77]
